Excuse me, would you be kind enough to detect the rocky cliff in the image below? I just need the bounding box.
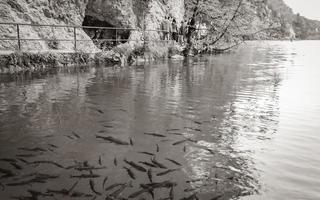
[0,0,319,54]
[0,0,185,53]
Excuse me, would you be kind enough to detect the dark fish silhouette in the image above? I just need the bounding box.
[98,156,102,165]
[139,161,158,168]
[48,144,58,148]
[151,157,167,169]
[72,131,81,139]
[170,186,174,200]
[123,167,135,180]
[47,181,78,196]
[10,162,23,170]
[124,159,147,172]
[89,107,104,114]
[89,179,101,195]
[156,144,160,152]
[18,147,47,152]
[194,121,202,125]
[0,167,16,178]
[0,158,17,163]
[165,158,182,166]
[114,157,118,166]
[30,160,64,169]
[144,133,166,138]
[74,166,106,171]
[147,168,153,183]
[105,183,125,192]
[141,180,177,189]
[156,168,180,176]
[102,176,108,189]
[183,146,187,152]
[130,137,134,146]
[108,182,132,198]
[138,151,155,156]
[96,135,129,145]
[172,139,189,146]
[16,154,39,158]
[71,174,100,179]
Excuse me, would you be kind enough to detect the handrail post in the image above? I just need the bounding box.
[73,27,77,52]
[115,28,118,45]
[16,24,21,51]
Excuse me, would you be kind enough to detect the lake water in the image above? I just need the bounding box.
[0,41,320,200]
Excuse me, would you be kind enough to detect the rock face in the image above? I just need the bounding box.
[0,0,98,52]
[0,0,185,52]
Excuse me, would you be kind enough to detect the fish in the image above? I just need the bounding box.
[156,168,180,176]
[144,133,166,138]
[139,161,158,168]
[114,157,117,166]
[173,138,197,146]
[10,162,23,170]
[74,166,106,172]
[70,174,100,179]
[138,151,155,156]
[124,159,147,172]
[105,183,125,192]
[96,135,129,145]
[170,186,174,200]
[183,146,187,152]
[0,182,4,191]
[16,154,39,158]
[0,167,16,178]
[128,188,150,198]
[147,168,153,183]
[98,156,102,166]
[130,137,134,146]
[17,158,29,164]
[167,128,180,131]
[30,160,64,169]
[18,147,47,152]
[48,144,58,148]
[184,188,198,192]
[103,125,113,128]
[90,107,104,114]
[156,144,160,152]
[0,158,17,163]
[102,176,108,189]
[89,179,101,195]
[172,139,189,146]
[194,121,202,125]
[205,148,215,155]
[151,157,167,169]
[45,182,77,196]
[123,167,135,180]
[165,158,182,166]
[140,180,177,189]
[108,182,132,198]
[72,131,81,139]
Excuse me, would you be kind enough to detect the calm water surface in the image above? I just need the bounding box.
[0,41,319,200]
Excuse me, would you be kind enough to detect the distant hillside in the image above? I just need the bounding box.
[266,0,320,39]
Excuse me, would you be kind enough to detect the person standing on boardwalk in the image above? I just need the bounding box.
[179,20,187,44]
[171,18,178,42]
[162,16,171,41]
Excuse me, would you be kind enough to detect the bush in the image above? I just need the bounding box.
[47,37,59,50]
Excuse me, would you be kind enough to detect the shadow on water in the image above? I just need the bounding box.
[0,43,283,199]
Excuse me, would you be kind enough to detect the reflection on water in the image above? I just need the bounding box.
[0,41,319,200]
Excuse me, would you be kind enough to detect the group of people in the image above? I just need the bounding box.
[161,16,189,44]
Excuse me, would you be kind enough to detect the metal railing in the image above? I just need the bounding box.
[0,22,179,52]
